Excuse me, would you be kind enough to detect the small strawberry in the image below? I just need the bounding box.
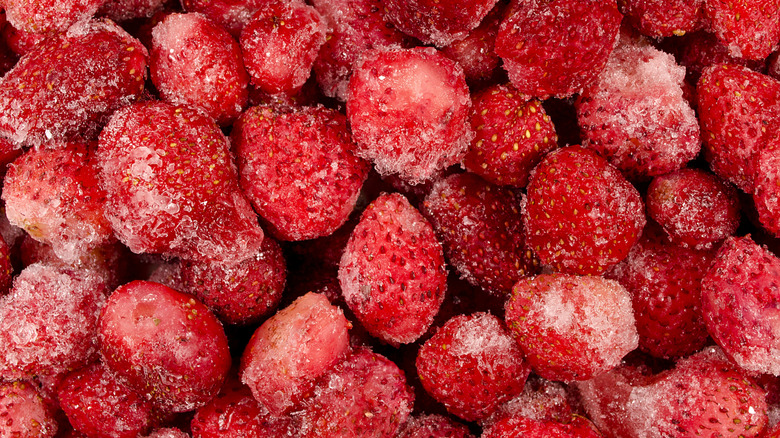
[97,101,264,263]
[464,84,558,188]
[0,380,59,437]
[397,414,475,438]
[482,415,603,438]
[4,0,105,34]
[0,19,147,147]
[522,145,646,275]
[339,192,447,345]
[421,172,539,296]
[753,143,780,237]
[382,0,498,47]
[180,0,265,37]
[703,0,780,60]
[618,0,703,37]
[505,273,639,381]
[494,0,622,99]
[673,31,766,85]
[441,3,504,85]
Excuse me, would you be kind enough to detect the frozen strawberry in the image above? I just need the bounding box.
[348,47,473,184]
[97,0,169,22]
[180,236,285,326]
[440,3,504,85]
[416,313,530,422]
[495,0,622,99]
[297,348,415,437]
[701,235,780,375]
[97,101,264,263]
[465,85,557,187]
[3,142,113,263]
[2,23,47,56]
[522,145,646,275]
[150,13,249,126]
[383,0,497,47]
[99,280,231,413]
[482,415,602,438]
[753,145,780,237]
[4,0,105,34]
[697,64,780,192]
[482,376,576,427]
[0,380,59,437]
[233,105,370,241]
[505,274,639,381]
[673,31,765,85]
[240,292,350,415]
[339,193,447,345]
[0,19,147,147]
[703,0,780,60]
[57,361,157,438]
[619,0,703,37]
[397,414,475,438]
[190,377,299,437]
[577,37,700,181]
[607,223,715,359]
[180,0,264,37]
[142,428,189,438]
[421,173,539,296]
[240,1,326,94]
[0,263,107,380]
[646,168,741,248]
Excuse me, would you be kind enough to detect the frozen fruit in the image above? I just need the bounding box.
[347,47,473,184]
[2,22,46,56]
[646,168,741,248]
[607,223,714,359]
[522,145,646,275]
[397,414,475,438]
[339,192,447,345]
[0,19,147,147]
[481,415,603,438]
[3,141,113,263]
[181,236,286,326]
[416,313,530,422]
[421,173,538,296]
[505,273,639,381]
[0,263,107,380]
[482,376,576,427]
[0,380,58,438]
[240,292,350,415]
[382,0,498,47]
[141,429,189,438]
[180,0,263,37]
[576,37,700,181]
[99,280,231,413]
[240,1,326,94]
[697,64,780,192]
[440,3,503,85]
[97,0,168,22]
[57,361,157,438]
[703,0,780,60]
[232,105,370,241]
[464,84,558,188]
[701,235,780,375]
[296,347,415,438]
[4,0,104,34]
[619,0,703,37]
[673,31,766,85]
[150,12,249,126]
[494,0,622,99]
[753,144,780,237]
[97,101,264,263]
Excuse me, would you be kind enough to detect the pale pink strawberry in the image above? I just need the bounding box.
[0,380,59,437]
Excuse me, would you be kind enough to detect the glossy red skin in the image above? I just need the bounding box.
[150,13,249,126]
[618,0,703,37]
[0,19,147,147]
[703,0,780,61]
[383,0,497,47]
[421,173,539,296]
[99,280,232,413]
[58,361,157,438]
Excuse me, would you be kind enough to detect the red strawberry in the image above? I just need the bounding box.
[4,0,104,34]
[397,414,475,438]
[482,376,576,427]
[240,1,326,94]
[701,235,780,376]
[522,145,646,275]
[99,280,231,413]
[382,0,498,47]
[505,273,639,381]
[97,101,264,263]
[618,0,704,37]
[232,105,370,241]
[421,172,539,296]
[296,347,415,438]
[97,0,169,22]
[347,47,473,184]
[464,84,558,187]
[150,12,249,126]
[646,168,741,248]
[57,361,157,438]
[753,143,780,237]
[441,3,504,85]
[0,380,59,437]
[697,64,780,192]
[2,22,47,56]
[607,223,715,359]
[339,192,447,345]
[674,31,766,85]
[0,19,147,147]
[416,312,530,422]
[141,429,189,438]
[180,236,286,326]
[3,142,113,263]
[180,0,265,37]
[482,415,603,438]
[494,0,622,99]
[703,0,780,60]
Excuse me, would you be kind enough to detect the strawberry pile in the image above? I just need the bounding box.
[3,0,780,436]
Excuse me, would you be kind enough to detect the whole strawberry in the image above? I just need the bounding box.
[618,0,703,37]
[522,145,645,275]
[704,0,780,60]
[339,192,447,345]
